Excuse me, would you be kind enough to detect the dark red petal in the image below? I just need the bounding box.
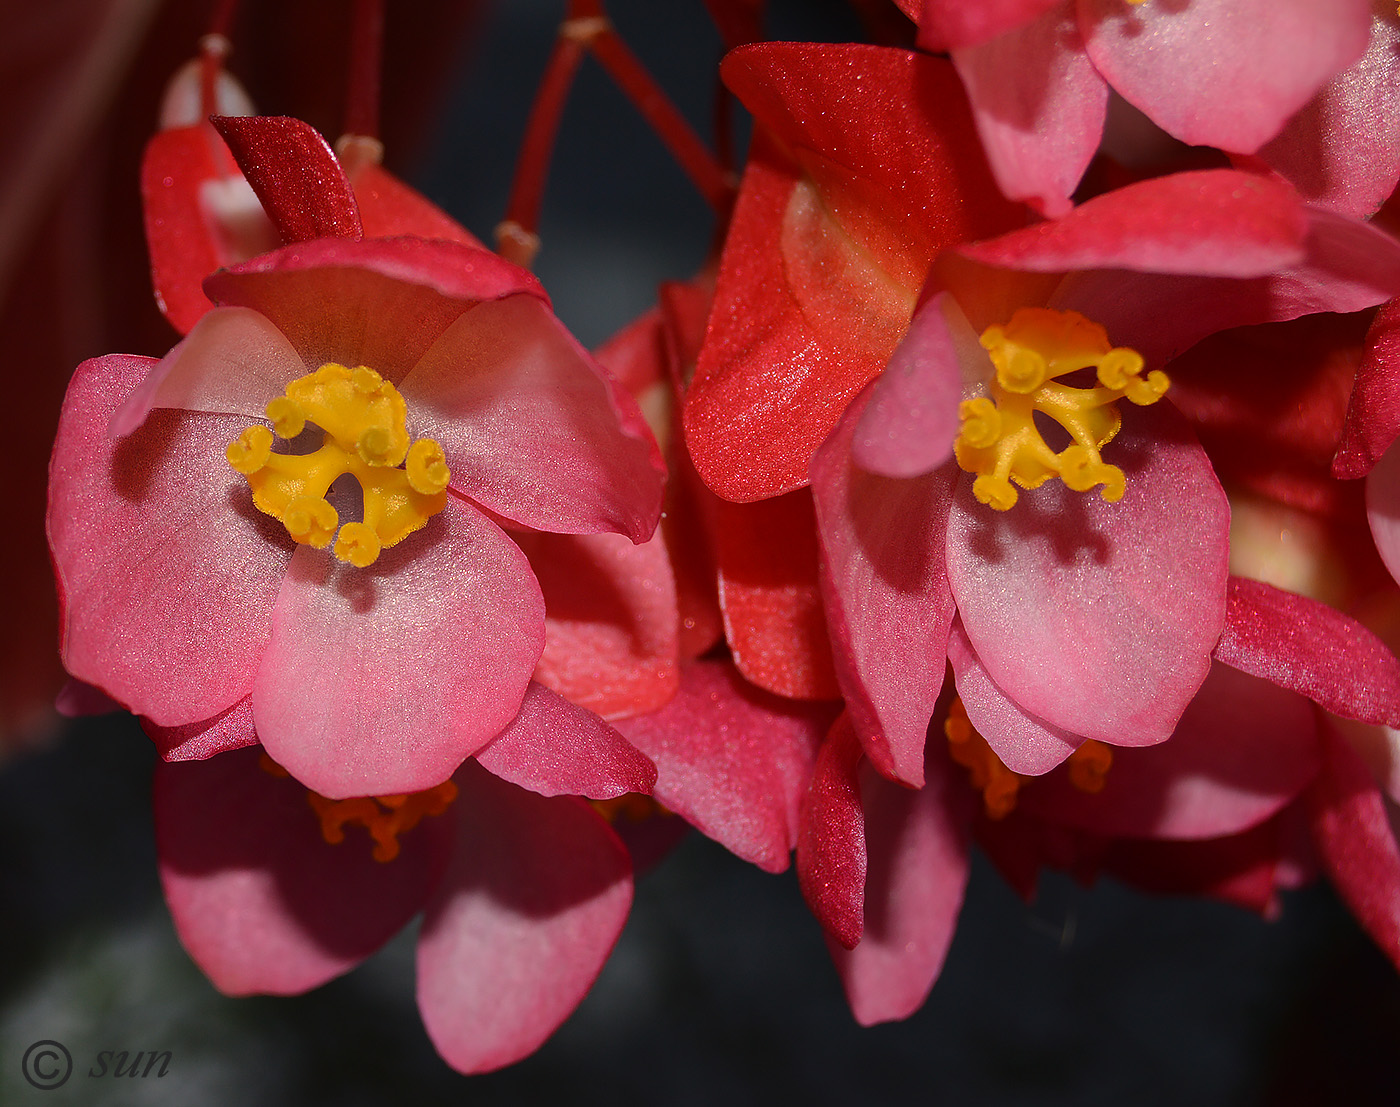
[211,115,361,243]
[796,715,867,949]
[142,696,259,762]
[1335,298,1400,479]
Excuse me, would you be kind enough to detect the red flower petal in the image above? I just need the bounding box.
[612,661,836,873]
[142,696,259,762]
[155,747,444,995]
[945,401,1229,747]
[796,715,867,949]
[475,682,656,800]
[829,749,973,1026]
[252,496,544,799]
[919,0,1066,50]
[211,115,362,243]
[398,294,664,542]
[49,354,290,726]
[417,765,632,1074]
[812,388,956,786]
[1214,576,1400,726]
[1336,298,1400,479]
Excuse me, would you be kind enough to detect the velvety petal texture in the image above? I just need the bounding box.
[1214,576,1400,727]
[400,294,664,542]
[50,355,292,727]
[417,764,632,1075]
[945,401,1229,747]
[813,389,957,786]
[474,682,656,800]
[1019,663,1321,839]
[952,3,1107,217]
[253,498,545,798]
[155,747,445,995]
[1078,0,1371,153]
[830,751,973,1026]
[613,662,836,873]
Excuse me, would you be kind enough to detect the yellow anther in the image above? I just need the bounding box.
[306,780,459,862]
[225,364,452,567]
[225,425,273,474]
[954,308,1167,510]
[406,438,451,495]
[1066,740,1113,795]
[265,396,305,439]
[945,698,1115,818]
[282,496,338,548]
[334,521,381,568]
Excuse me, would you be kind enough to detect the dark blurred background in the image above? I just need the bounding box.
[5,1,1400,1103]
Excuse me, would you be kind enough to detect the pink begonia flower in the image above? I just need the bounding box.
[48,233,666,799]
[155,685,655,1075]
[917,0,1375,215]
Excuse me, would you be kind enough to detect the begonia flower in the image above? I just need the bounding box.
[155,682,655,1074]
[917,0,1376,215]
[48,234,666,798]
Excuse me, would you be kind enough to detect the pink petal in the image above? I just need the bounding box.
[49,354,291,726]
[210,115,362,242]
[1335,298,1400,479]
[945,401,1229,747]
[475,682,656,800]
[1256,7,1400,218]
[1078,0,1372,153]
[154,747,445,995]
[919,0,1066,50]
[417,764,632,1074]
[796,715,867,949]
[951,4,1108,217]
[110,306,305,436]
[1020,662,1321,839]
[54,679,120,718]
[830,750,973,1026]
[252,495,544,799]
[142,696,259,762]
[397,294,664,542]
[1214,576,1400,727]
[851,292,966,478]
[1052,206,1400,366]
[812,387,957,787]
[1306,719,1400,971]
[204,237,544,384]
[958,169,1308,278]
[713,491,840,700]
[946,619,1079,775]
[513,530,679,719]
[612,661,836,874]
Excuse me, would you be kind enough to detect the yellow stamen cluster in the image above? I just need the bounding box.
[944,698,1113,819]
[954,308,1168,511]
[226,363,451,567]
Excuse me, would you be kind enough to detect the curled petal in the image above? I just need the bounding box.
[417,765,632,1074]
[252,496,544,799]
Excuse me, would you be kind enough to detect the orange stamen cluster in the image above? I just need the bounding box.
[259,753,457,862]
[954,308,1168,510]
[944,699,1114,819]
[226,363,450,567]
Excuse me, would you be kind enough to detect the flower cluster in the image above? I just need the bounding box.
[38,0,1400,1079]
